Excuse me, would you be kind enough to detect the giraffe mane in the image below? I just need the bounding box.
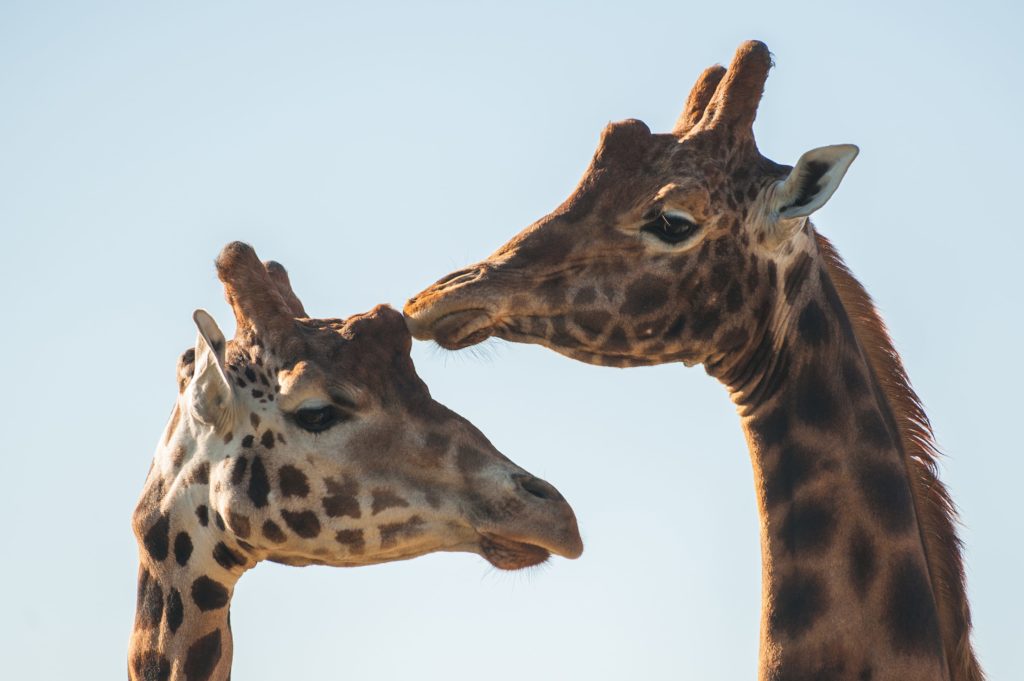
[815,233,983,681]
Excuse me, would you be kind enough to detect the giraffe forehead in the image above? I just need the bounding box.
[571,137,770,224]
[275,361,354,408]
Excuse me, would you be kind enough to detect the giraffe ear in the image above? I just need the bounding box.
[771,144,859,222]
[187,309,234,427]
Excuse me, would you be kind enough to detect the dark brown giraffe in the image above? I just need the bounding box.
[129,242,582,681]
[405,41,981,681]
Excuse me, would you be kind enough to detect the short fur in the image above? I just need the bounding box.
[817,233,982,681]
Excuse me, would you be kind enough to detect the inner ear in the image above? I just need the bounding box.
[188,309,234,427]
[774,144,859,220]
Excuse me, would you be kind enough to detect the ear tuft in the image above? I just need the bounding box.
[774,144,859,220]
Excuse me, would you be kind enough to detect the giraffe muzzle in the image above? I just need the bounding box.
[420,308,497,349]
[472,473,583,570]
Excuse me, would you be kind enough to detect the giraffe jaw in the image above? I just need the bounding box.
[421,309,497,350]
[416,308,694,368]
[477,533,553,570]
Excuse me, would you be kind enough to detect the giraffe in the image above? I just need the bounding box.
[404,41,981,681]
[129,242,582,681]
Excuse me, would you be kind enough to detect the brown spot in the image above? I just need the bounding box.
[190,462,210,485]
[227,512,251,539]
[793,364,838,428]
[278,465,310,498]
[725,283,744,312]
[856,461,915,534]
[335,528,365,554]
[174,531,194,566]
[212,542,246,570]
[260,430,275,449]
[132,651,171,681]
[620,275,670,316]
[573,286,597,305]
[281,510,321,538]
[784,252,813,304]
[222,432,233,444]
[797,300,830,346]
[708,261,732,293]
[842,357,869,396]
[191,576,229,611]
[778,497,837,555]
[604,326,629,352]
[247,455,271,507]
[322,477,362,518]
[419,432,450,467]
[770,571,829,639]
[372,488,411,515]
[135,568,164,629]
[262,519,287,543]
[857,409,894,449]
[166,588,184,634]
[379,516,426,548]
[456,445,487,475]
[885,554,942,655]
[183,629,221,681]
[249,412,260,429]
[849,526,877,599]
[535,275,567,306]
[230,456,248,485]
[143,514,170,562]
[572,310,611,337]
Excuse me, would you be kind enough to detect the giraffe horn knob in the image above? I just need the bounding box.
[698,40,773,135]
[264,260,308,318]
[215,241,296,339]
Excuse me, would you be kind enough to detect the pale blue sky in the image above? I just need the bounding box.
[1,2,1021,679]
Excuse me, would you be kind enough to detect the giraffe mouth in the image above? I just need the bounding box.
[478,532,552,570]
[428,309,496,350]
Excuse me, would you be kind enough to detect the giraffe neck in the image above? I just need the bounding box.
[129,437,252,681]
[715,249,949,680]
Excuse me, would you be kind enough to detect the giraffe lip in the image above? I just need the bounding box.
[478,532,551,570]
[429,309,495,350]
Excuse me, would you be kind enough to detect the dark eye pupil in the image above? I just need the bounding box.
[295,406,339,433]
[662,215,687,233]
[643,214,698,244]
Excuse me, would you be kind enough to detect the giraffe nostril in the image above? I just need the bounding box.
[431,266,478,290]
[514,474,564,502]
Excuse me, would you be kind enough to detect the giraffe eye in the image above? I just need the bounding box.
[292,405,344,433]
[642,212,699,245]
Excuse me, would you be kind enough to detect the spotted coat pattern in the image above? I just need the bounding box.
[404,41,979,681]
[129,244,582,681]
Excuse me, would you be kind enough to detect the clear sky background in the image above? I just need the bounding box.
[1,2,1021,679]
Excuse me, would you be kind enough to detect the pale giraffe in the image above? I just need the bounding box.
[405,41,981,681]
[129,242,582,681]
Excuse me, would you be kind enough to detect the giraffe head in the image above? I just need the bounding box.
[404,41,857,376]
[134,242,582,576]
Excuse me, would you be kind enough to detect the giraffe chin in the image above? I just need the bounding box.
[478,533,551,570]
[429,309,496,350]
